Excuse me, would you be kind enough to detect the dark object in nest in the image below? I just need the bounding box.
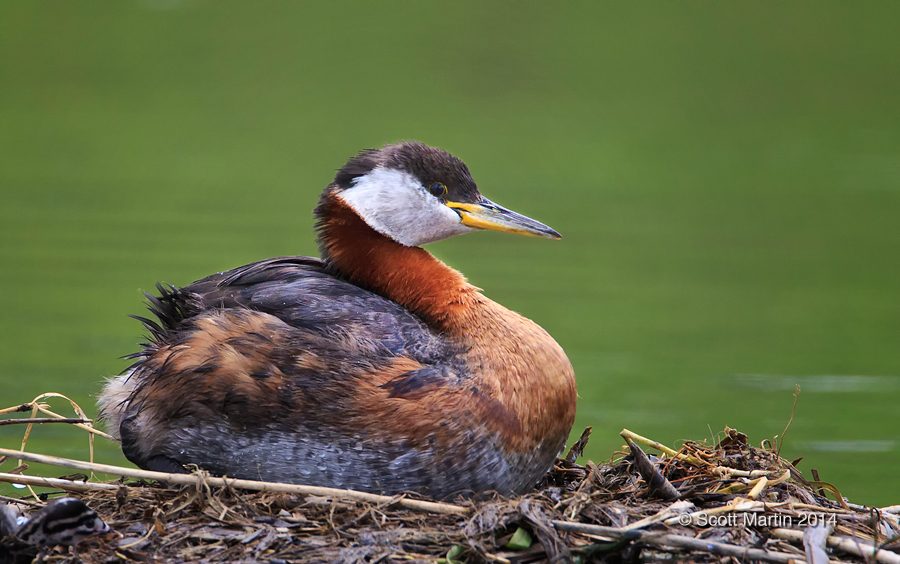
[1,497,114,564]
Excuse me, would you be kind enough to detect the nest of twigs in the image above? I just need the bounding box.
[1,397,899,563]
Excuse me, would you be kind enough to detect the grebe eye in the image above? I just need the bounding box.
[429,183,447,197]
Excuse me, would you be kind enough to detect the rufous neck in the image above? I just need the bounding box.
[316,191,480,330]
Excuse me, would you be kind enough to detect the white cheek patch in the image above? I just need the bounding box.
[338,167,475,247]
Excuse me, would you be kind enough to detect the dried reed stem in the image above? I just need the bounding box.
[0,494,43,507]
[0,448,470,515]
[32,405,115,441]
[551,520,799,563]
[0,472,118,493]
[0,404,32,416]
[773,527,900,564]
[0,417,90,427]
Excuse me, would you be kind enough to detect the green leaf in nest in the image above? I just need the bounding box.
[446,544,464,563]
[505,527,533,550]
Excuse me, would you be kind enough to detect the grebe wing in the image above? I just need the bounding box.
[140,256,449,361]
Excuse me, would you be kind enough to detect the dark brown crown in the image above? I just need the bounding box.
[333,141,482,204]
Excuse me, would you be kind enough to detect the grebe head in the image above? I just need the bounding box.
[329,141,561,247]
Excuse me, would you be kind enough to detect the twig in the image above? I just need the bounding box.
[551,520,799,563]
[714,469,790,496]
[647,532,800,563]
[0,404,33,416]
[32,404,115,441]
[746,476,768,500]
[0,448,471,515]
[792,503,849,514]
[623,500,695,531]
[773,527,900,564]
[0,494,43,507]
[0,417,90,426]
[667,498,778,526]
[624,437,679,500]
[621,429,704,466]
[802,522,832,564]
[0,472,118,492]
[648,532,799,563]
[118,525,155,549]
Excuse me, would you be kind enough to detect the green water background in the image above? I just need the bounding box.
[1,2,898,505]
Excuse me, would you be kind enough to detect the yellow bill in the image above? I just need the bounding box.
[446,197,561,239]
